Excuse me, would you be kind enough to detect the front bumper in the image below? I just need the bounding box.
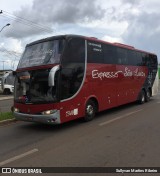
[14,110,61,124]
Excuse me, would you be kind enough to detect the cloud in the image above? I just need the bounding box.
[122,11,160,56]
[0,38,23,70]
[121,0,140,6]
[4,0,106,39]
[102,35,123,43]
[2,0,160,64]
[101,0,160,59]
[30,0,105,23]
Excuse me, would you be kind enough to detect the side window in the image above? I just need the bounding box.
[103,44,117,64]
[117,47,128,65]
[136,52,143,66]
[62,38,85,65]
[127,50,136,65]
[87,41,103,63]
[142,53,149,66]
[128,50,143,66]
[149,54,158,67]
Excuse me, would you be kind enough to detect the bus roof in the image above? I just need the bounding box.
[84,35,156,56]
[27,34,156,56]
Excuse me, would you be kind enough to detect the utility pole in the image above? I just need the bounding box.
[0,60,8,70]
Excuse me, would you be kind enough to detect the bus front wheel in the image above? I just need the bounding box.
[84,100,96,122]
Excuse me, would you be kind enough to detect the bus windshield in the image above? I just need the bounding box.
[14,68,59,104]
[18,39,65,68]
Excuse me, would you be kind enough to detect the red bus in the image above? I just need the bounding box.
[13,35,158,124]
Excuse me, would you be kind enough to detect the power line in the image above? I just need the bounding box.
[0,60,8,70]
[2,10,53,33]
[0,47,22,57]
[0,47,21,70]
[1,14,52,33]
[0,10,54,33]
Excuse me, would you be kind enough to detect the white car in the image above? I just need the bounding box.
[0,78,2,93]
[0,73,15,95]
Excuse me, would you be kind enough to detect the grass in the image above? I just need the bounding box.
[0,112,14,121]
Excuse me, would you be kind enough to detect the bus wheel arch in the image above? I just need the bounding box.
[84,97,99,122]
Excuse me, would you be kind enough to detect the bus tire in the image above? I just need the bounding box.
[145,89,151,102]
[138,90,145,104]
[84,100,96,122]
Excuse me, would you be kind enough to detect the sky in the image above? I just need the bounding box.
[0,0,160,70]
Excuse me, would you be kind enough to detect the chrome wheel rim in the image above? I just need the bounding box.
[86,105,94,116]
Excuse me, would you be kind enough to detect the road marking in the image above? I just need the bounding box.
[0,148,38,166]
[99,109,143,126]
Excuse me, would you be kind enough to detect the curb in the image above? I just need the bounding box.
[0,97,13,101]
[0,118,17,126]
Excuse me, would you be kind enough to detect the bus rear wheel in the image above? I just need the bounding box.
[84,100,96,122]
[145,89,151,102]
[138,90,145,104]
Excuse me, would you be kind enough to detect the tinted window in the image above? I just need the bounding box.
[62,38,85,64]
[60,67,84,99]
[103,44,117,64]
[136,52,143,66]
[127,50,144,66]
[87,41,103,63]
[61,37,85,100]
[142,53,149,66]
[87,40,157,67]
[150,54,157,64]
[117,47,128,65]
[127,50,136,65]
[148,54,158,67]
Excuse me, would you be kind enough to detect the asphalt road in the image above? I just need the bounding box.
[0,94,160,175]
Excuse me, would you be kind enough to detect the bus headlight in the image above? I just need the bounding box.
[41,109,57,115]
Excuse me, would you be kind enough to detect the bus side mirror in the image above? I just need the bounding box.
[48,65,60,87]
